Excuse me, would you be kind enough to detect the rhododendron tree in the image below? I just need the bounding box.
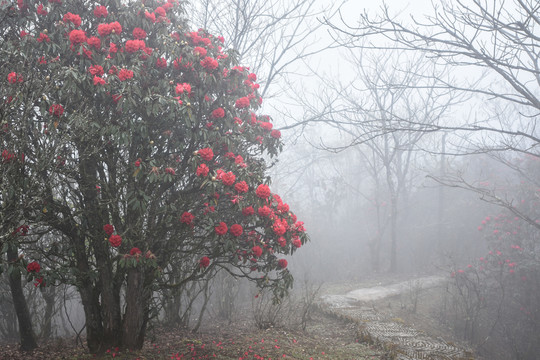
[0,0,307,353]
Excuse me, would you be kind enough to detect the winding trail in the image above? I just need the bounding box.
[320,276,474,360]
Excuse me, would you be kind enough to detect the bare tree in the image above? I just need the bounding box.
[186,0,343,98]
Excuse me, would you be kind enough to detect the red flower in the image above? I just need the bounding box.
[180,211,195,225]
[260,122,273,131]
[242,206,255,216]
[199,256,210,268]
[258,206,272,217]
[235,181,249,193]
[292,237,302,248]
[193,46,207,57]
[277,237,287,247]
[89,65,104,76]
[230,224,243,237]
[63,12,82,27]
[93,75,105,85]
[49,104,64,117]
[125,39,144,53]
[69,29,87,45]
[103,224,115,236]
[94,5,108,18]
[156,57,167,68]
[109,21,122,34]
[294,221,305,232]
[278,259,288,269]
[198,147,214,161]
[271,130,281,139]
[145,11,156,23]
[97,23,112,37]
[7,72,23,84]
[211,108,225,119]
[87,36,101,49]
[27,261,40,273]
[252,246,263,258]
[221,171,236,186]
[118,69,133,81]
[256,184,271,199]
[200,57,218,71]
[175,82,191,95]
[273,218,288,236]
[130,247,142,256]
[196,163,209,177]
[165,167,175,175]
[155,6,166,17]
[215,222,228,235]
[109,234,122,247]
[235,96,250,109]
[37,3,48,15]
[132,27,147,39]
[34,277,46,288]
[37,32,50,43]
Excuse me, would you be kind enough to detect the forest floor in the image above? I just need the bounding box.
[0,307,389,360]
[0,274,478,360]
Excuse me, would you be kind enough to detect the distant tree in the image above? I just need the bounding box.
[0,0,307,353]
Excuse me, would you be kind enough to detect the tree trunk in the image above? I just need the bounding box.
[122,268,149,350]
[389,198,398,273]
[6,247,38,351]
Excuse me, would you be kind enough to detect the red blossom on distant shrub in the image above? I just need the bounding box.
[235,181,249,193]
[48,104,64,117]
[199,256,210,268]
[242,206,255,216]
[132,27,147,39]
[27,261,41,273]
[252,246,263,258]
[130,247,142,256]
[118,69,134,81]
[278,259,288,269]
[180,211,195,225]
[109,234,122,247]
[103,224,115,236]
[69,29,87,44]
[7,72,23,84]
[200,57,218,71]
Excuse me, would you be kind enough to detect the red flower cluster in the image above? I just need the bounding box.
[109,235,122,247]
[199,256,210,268]
[125,39,145,53]
[278,259,288,269]
[200,57,218,71]
[242,206,255,216]
[180,211,195,225]
[221,171,236,186]
[215,222,228,235]
[230,224,243,237]
[7,72,23,84]
[130,247,142,256]
[234,181,249,193]
[89,65,104,76]
[198,147,214,161]
[69,29,87,45]
[118,69,134,81]
[63,12,82,27]
[175,82,191,95]
[103,224,115,236]
[27,261,41,273]
[256,184,271,199]
[211,108,225,119]
[193,46,207,57]
[252,245,263,258]
[132,27,147,39]
[37,32,50,43]
[196,164,209,177]
[94,5,108,18]
[235,96,250,109]
[49,104,64,117]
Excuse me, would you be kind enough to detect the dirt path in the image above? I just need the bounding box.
[320,276,474,360]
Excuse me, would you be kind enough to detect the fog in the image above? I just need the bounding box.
[1,1,539,359]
